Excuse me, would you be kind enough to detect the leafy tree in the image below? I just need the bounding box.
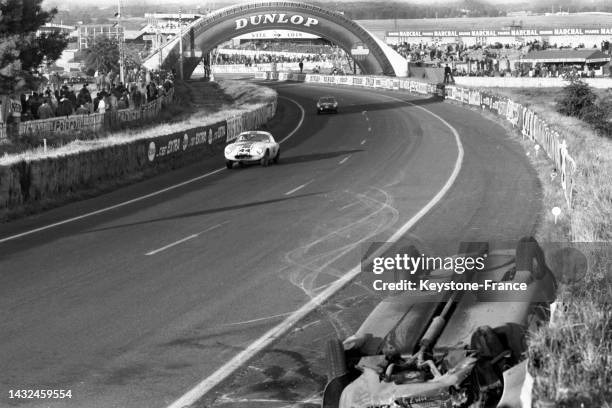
[83,36,120,74]
[556,80,597,119]
[0,0,68,94]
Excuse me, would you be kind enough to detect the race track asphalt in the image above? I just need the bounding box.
[0,80,541,408]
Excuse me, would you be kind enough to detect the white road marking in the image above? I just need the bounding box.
[277,96,305,144]
[368,126,372,132]
[284,179,314,196]
[0,96,305,244]
[145,234,199,256]
[339,156,350,164]
[144,222,227,256]
[361,139,366,145]
[165,90,465,408]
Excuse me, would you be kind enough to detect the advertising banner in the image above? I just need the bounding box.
[146,120,228,164]
[226,116,243,143]
[19,113,105,136]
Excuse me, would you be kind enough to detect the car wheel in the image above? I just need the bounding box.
[261,150,270,167]
[273,149,280,164]
[326,338,348,380]
[225,160,233,169]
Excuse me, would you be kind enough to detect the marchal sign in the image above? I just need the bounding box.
[235,14,319,30]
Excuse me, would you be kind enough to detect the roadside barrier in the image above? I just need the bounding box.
[267,72,576,208]
[16,88,175,140]
[446,85,576,208]
[0,92,276,211]
[210,62,333,75]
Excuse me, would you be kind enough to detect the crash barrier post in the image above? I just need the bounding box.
[0,95,275,212]
[15,87,175,141]
[270,72,576,209]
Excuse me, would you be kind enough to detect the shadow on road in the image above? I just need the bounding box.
[273,149,364,165]
[83,191,327,234]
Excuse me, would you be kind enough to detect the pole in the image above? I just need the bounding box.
[158,22,163,70]
[179,8,184,80]
[117,0,125,84]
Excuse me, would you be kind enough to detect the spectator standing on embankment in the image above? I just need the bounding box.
[146,82,158,102]
[75,103,89,115]
[29,92,43,119]
[444,64,454,84]
[37,98,54,119]
[65,86,77,107]
[57,95,74,117]
[108,92,118,111]
[76,85,92,107]
[117,93,129,110]
[130,85,142,109]
[97,95,106,114]
[92,93,101,112]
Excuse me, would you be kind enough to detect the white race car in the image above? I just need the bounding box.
[224,131,280,169]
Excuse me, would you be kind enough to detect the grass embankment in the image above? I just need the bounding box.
[0,81,192,157]
[474,87,612,407]
[0,80,277,167]
[0,80,277,222]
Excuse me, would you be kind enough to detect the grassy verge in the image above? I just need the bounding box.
[528,249,612,407]
[486,87,612,242]
[0,82,192,157]
[448,87,612,407]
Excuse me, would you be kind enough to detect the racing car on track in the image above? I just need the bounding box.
[317,96,339,114]
[322,237,557,408]
[224,131,280,169]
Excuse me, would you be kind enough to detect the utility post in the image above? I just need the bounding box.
[157,19,163,70]
[179,7,184,80]
[117,0,125,84]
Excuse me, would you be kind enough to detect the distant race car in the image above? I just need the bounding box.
[322,237,557,408]
[317,96,339,114]
[224,130,280,169]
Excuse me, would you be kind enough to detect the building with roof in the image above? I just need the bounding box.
[520,49,610,74]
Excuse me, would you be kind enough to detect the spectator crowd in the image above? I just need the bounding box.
[392,40,609,78]
[18,68,175,122]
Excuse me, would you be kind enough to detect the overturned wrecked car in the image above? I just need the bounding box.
[323,238,557,408]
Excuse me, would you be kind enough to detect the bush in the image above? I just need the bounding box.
[557,80,612,139]
[556,80,597,119]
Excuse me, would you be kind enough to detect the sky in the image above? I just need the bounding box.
[43,0,534,7]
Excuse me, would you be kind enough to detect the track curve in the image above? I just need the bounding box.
[0,81,540,408]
